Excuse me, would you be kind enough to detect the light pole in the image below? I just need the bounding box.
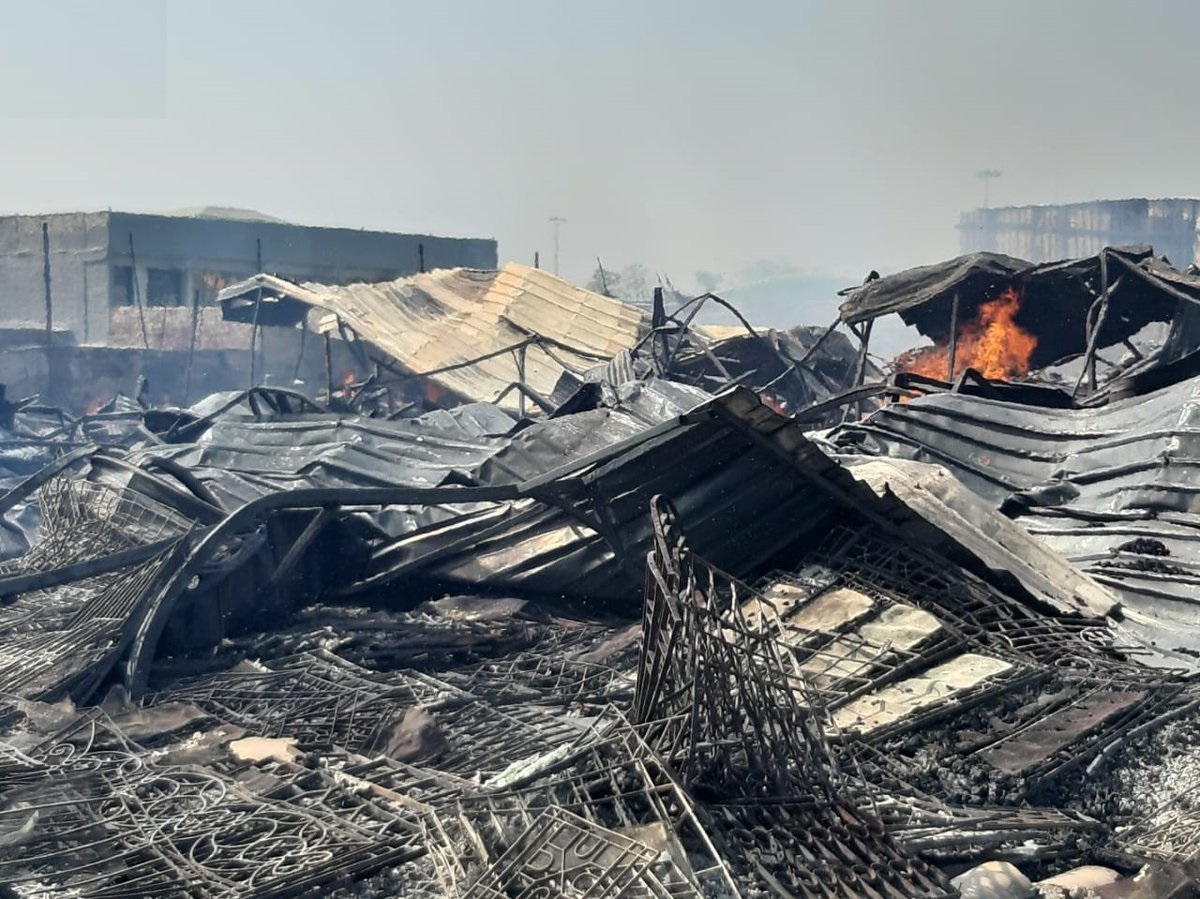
[548,216,566,275]
[976,169,1002,208]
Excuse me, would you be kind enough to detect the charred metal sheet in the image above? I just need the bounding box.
[981,689,1146,775]
[362,386,1120,620]
[832,371,1200,660]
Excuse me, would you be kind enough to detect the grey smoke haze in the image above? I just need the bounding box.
[0,0,1197,313]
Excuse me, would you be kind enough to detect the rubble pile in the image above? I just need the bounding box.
[3,251,1200,896]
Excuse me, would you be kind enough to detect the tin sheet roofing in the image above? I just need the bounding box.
[218,264,647,411]
[832,375,1200,661]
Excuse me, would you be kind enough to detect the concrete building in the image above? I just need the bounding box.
[959,198,1200,268]
[0,208,497,345]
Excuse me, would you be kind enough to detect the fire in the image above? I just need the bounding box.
[894,286,1037,381]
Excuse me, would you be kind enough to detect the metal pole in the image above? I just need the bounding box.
[853,320,874,387]
[249,287,262,388]
[291,320,308,385]
[946,292,960,382]
[41,222,52,344]
[324,326,335,401]
[515,344,527,418]
[128,232,148,349]
[549,216,566,275]
[844,320,874,423]
[250,236,264,388]
[652,287,669,373]
[534,251,540,269]
[184,288,200,405]
[596,256,611,296]
[1087,251,1108,393]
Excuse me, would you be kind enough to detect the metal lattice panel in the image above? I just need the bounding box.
[0,712,428,898]
[629,495,955,898]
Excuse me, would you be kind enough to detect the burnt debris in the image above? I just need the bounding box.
[4,251,1200,896]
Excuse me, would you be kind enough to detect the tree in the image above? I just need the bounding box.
[585,262,652,306]
[619,264,651,306]
[694,270,724,293]
[586,265,621,298]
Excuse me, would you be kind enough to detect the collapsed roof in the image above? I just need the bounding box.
[840,246,1200,369]
[831,370,1200,666]
[0,370,1193,895]
[9,239,1200,894]
[219,263,646,412]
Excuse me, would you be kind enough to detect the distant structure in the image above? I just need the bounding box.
[0,208,497,344]
[959,198,1200,268]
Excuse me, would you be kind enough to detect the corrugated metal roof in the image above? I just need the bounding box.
[358,387,1117,618]
[218,264,647,412]
[831,376,1200,661]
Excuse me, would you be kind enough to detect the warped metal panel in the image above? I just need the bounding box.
[832,375,1200,659]
[218,264,647,411]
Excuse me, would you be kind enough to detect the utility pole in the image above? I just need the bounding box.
[548,216,566,275]
[976,169,1002,209]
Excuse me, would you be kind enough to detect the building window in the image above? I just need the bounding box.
[196,271,249,306]
[110,265,134,307]
[146,268,185,307]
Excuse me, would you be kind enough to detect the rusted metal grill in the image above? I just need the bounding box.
[3,477,191,576]
[630,495,955,899]
[634,496,841,800]
[441,631,640,710]
[431,718,739,898]
[147,649,589,777]
[0,712,428,898]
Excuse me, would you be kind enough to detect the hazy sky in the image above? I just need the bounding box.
[1,0,1198,292]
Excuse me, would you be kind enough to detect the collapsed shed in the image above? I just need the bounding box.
[219,263,646,415]
[8,239,1200,895]
[838,246,1200,391]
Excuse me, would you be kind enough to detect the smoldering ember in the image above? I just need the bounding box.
[9,219,1200,899]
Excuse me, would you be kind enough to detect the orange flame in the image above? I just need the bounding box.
[894,286,1038,381]
[341,370,357,387]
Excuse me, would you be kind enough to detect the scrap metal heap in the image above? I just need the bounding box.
[6,251,1200,895]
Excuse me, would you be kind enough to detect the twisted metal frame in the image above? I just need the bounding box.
[0,711,428,898]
